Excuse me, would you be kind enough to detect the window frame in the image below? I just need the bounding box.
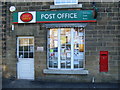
[17,36,34,59]
[54,0,78,5]
[47,28,85,70]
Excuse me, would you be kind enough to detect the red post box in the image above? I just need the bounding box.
[100,51,108,72]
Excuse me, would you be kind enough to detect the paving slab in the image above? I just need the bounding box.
[2,78,119,88]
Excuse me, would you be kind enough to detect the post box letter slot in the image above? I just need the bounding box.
[101,54,107,56]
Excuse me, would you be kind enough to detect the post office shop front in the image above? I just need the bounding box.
[2,2,119,83]
[13,8,96,80]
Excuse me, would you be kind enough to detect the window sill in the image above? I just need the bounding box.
[43,69,89,75]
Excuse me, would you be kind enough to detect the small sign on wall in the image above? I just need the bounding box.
[37,47,44,52]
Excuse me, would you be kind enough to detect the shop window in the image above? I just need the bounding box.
[47,28,85,69]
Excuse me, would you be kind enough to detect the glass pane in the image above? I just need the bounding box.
[53,60,58,68]
[24,53,28,58]
[50,28,58,48]
[74,64,79,68]
[79,61,83,68]
[29,46,34,52]
[74,60,79,68]
[19,52,23,58]
[29,52,33,58]
[61,36,66,44]
[60,28,71,69]
[61,61,65,68]
[48,28,58,68]
[24,46,28,51]
[19,46,23,51]
[19,38,24,45]
[74,27,84,69]
[19,38,29,46]
[49,61,53,68]
[23,38,29,45]
[66,60,71,68]
[29,38,34,45]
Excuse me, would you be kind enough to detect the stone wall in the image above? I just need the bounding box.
[0,1,2,89]
[85,2,119,83]
[1,2,119,83]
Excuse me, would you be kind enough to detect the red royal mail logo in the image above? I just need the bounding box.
[20,13,33,22]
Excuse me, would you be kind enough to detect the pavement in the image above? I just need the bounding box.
[2,78,119,88]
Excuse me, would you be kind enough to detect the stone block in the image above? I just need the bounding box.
[86,42,102,47]
[85,26,95,30]
[108,21,118,25]
[112,7,119,12]
[85,37,97,41]
[108,13,115,16]
[85,46,97,51]
[95,26,105,30]
[42,5,50,9]
[85,31,97,34]
[109,61,118,66]
[97,20,108,25]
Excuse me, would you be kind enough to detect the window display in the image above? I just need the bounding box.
[48,28,85,69]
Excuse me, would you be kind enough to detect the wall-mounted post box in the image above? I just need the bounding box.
[100,51,108,72]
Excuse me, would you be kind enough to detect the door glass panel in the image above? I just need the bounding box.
[24,53,28,58]
[29,38,34,45]
[29,46,34,52]
[19,52,23,58]
[24,46,28,51]
[18,37,34,59]
[19,39,24,45]
[19,46,23,51]
[29,52,33,58]
[23,38,29,45]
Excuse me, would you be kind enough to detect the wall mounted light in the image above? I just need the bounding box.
[9,6,16,31]
[9,6,16,12]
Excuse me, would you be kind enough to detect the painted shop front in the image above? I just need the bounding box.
[2,1,119,83]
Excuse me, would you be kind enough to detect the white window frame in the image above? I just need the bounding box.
[54,0,78,5]
[17,36,34,59]
[47,28,85,70]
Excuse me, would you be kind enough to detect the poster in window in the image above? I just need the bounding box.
[67,52,71,58]
[79,44,84,52]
